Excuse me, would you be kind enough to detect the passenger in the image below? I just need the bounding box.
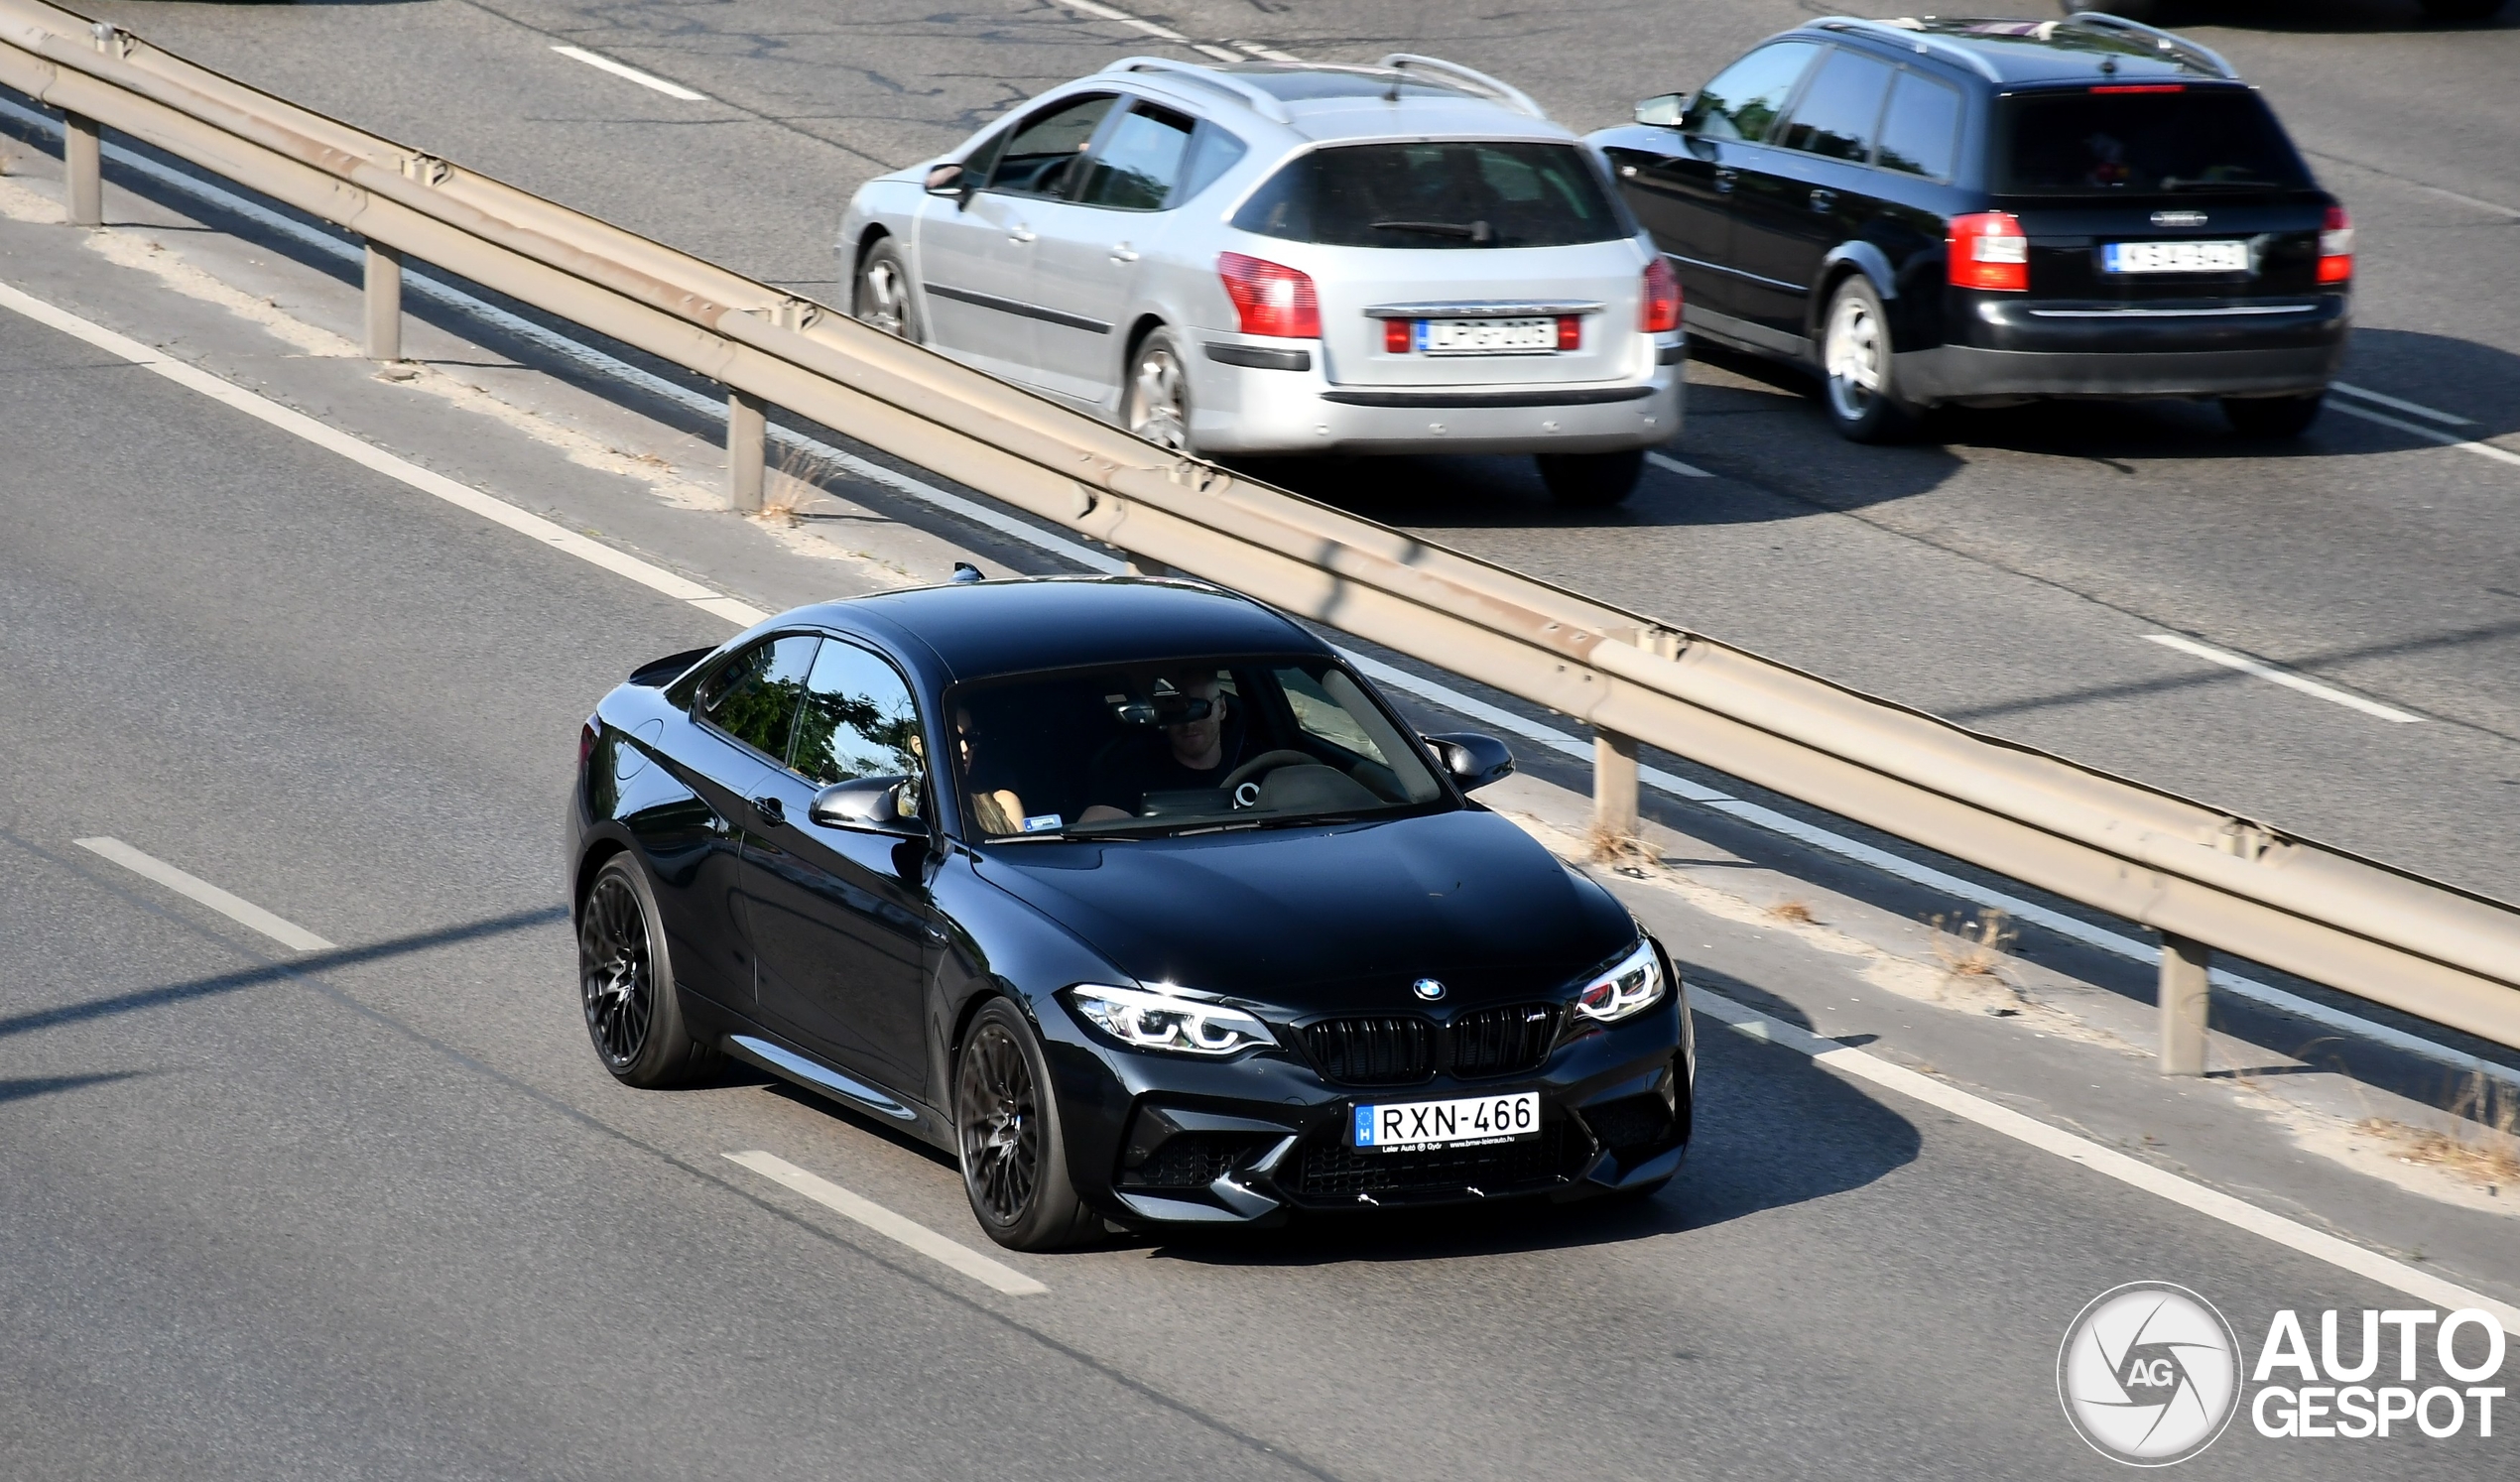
[1077,671,1245,822]
[954,706,1029,835]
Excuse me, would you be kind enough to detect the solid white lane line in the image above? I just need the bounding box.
[725,1152,1046,1295]
[2331,381,2474,428]
[73,837,335,951]
[1647,451,1714,479]
[550,46,710,102]
[2330,398,2520,471]
[0,278,772,629]
[1690,986,2520,1336]
[21,96,2499,1092]
[2142,633,2424,724]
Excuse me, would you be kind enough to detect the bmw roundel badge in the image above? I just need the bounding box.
[1411,978,1446,1002]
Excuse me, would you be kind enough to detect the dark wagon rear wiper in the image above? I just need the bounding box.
[1371,218,1495,244]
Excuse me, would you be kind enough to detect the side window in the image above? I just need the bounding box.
[794,640,928,791]
[1875,69,1963,181]
[1776,48,1897,163]
[1075,103,1197,210]
[1681,41,1820,144]
[1178,121,1249,201]
[696,634,821,763]
[989,93,1117,198]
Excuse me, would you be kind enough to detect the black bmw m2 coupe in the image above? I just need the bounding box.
[569,576,1692,1249]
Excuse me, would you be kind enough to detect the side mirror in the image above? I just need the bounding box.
[1423,732,1514,793]
[924,162,968,197]
[809,775,926,835]
[1634,92,1687,128]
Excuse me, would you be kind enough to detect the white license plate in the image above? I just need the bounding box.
[1416,317,1555,354]
[2102,240,2249,274]
[1351,1091,1541,1152]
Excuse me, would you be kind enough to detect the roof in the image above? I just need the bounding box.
[1812,16,2238,87]
[808,576,1329,682]
[1106,58,1575,148]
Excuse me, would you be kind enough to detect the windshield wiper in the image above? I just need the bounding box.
[1371,218,1494,245]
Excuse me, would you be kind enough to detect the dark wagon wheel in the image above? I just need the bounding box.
[953,998,1099,1251]
[575,854,717,1088]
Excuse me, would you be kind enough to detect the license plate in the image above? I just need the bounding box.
[2102,240,2249,274]
[1416,317,1555,354]
[1351,1091,1540,1152]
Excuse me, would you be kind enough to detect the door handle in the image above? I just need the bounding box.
[751,795,785,827]
[923,922,948,943]
[1809,187,1837,212]
[1108,243,1138,263]
[1008,224,1036,244]
[1713,168,1736,194]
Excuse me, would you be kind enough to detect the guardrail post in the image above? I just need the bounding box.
[1594,729,1640,847]
[362,241,403,362]
[727,390,766,513]
[2159,933,2211,1075]
[63,112,102,227]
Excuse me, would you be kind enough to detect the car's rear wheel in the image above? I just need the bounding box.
[955,998,1098,1252]
[1124,328,1192,452]
[579,855,717,1088]
[1536,449,1644,508]
[2222,393,2324,438]
[853,237,921,341]
[1820,276,1915,443]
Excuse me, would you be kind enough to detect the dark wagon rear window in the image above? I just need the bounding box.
[1230,142,1627,249]
[1998,89,2313,195]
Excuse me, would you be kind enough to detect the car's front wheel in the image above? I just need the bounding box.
[1820,276,1915,443]
[2222,393,2324,438]
[1536,449,1644,507]
[955,998,1098,1251]
[853,236,922,341]
[1124,328,1193,452]
[578,855,717,1088]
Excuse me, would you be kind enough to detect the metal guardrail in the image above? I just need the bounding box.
[5,0,2516,1061]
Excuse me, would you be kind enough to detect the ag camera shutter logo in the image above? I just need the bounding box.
[2058,1283,2242,1466]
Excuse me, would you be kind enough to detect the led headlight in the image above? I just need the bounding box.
[1067,984,1274,1056]
[1574,939,1666,1024]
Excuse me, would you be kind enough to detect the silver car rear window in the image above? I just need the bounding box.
[1229,142,1625,249]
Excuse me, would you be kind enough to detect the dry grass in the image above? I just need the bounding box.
[761,443,832,525]
[1586,823,1658,877]
[1928,909,2027,1007]
[1765,899,1816,926]
[2361,1070,2520,1190]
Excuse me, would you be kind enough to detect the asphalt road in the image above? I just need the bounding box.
[4,277,2512,1481]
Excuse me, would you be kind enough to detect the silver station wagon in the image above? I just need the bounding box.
[837,56,1686,506]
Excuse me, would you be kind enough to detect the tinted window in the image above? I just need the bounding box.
[1229,142,1625,249]
[794,640,927,789]
[1999,89,2314,195]
[697,634,820,762]
[1682,41,1820,144]
[1875,70,1962,181]
[1076,103,1196,210]
[1178,121,1249,201]
[1777,49,1895,163]
[989,94,1116,197]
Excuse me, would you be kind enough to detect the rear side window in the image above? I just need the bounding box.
[1682,41,1820,144]
[1076,103,1196,210]
[697,633,820,763]
[989,94,1116,197]
[1776,48,1896,162]
[1229,142,1625,249]
[1178,122,1249,202]
[1876,70,1963,181]
[1998,89,2313,195]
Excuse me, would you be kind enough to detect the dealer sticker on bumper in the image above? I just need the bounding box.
[1351,1091,1540,1152]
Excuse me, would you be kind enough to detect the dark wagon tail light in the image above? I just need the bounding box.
[1218,252,1320,338]
[2318,204,2354,285]
[1640,256,1682,333]
[1949,211,2029,292]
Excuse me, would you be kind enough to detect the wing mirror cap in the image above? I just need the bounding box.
[1422,732,1514,792]
[808,775,927,834]
[924,162,968,197]
[1634,92,1687,128]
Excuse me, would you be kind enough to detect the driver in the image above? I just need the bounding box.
[1076,671,1245,822]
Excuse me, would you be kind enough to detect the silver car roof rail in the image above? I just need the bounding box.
[2055,13,2239,79]
[1105,57,1292,123]
[1376,54,1549,120]
[1813,17,2003,83]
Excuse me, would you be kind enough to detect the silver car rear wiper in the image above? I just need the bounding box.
[1372,219,1494,244]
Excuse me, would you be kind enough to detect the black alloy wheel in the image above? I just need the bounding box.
[954,998,1097,1251]
[1819,275,1917,443]
[2222,393,2325,439]
[1536,449,1645,508]
[854,237,922,341]
[578,855,715,1088]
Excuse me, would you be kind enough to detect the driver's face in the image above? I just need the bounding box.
[1164,677,1223,765]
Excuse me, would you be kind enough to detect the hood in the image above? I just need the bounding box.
[971,809,1634,1015]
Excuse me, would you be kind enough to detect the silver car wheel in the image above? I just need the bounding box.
[1127,338,1189,451]
[857,251,911,339]
[1823,291,1885,423]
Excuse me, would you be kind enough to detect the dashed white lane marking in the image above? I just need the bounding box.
[725,1152,1047,1295]
[551,45,710,102]
[73,837,335,951]
[1647,451,1714,479]
[2329,397,2520,471]
[1690,985,2520,1336]
[11,98,2506,1095]
[2331,381,2474,428]
[1053,0,1302,63]
[2142,633,2425,724]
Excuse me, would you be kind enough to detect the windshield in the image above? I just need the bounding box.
[1998,89,2313,196]
[1229,142,1627,249]
[949,657,1448,839]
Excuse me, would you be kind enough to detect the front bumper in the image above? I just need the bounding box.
[1898,294,2348,404]
[1045,993,1694,1229]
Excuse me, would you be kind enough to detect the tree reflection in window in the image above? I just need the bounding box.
[795,640,927,787]
[697,634,821,762]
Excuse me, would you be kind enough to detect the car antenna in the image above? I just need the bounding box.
[950,561,984,583]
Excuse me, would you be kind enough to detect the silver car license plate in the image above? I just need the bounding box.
[1351,1090,1540,1152]
[2102,240,2249,274]
[1417,316,1556,354]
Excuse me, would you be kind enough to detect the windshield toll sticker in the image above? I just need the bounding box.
[1019,813,1065,833]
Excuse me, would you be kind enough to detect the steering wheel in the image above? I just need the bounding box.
[1221,749,1316,807]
